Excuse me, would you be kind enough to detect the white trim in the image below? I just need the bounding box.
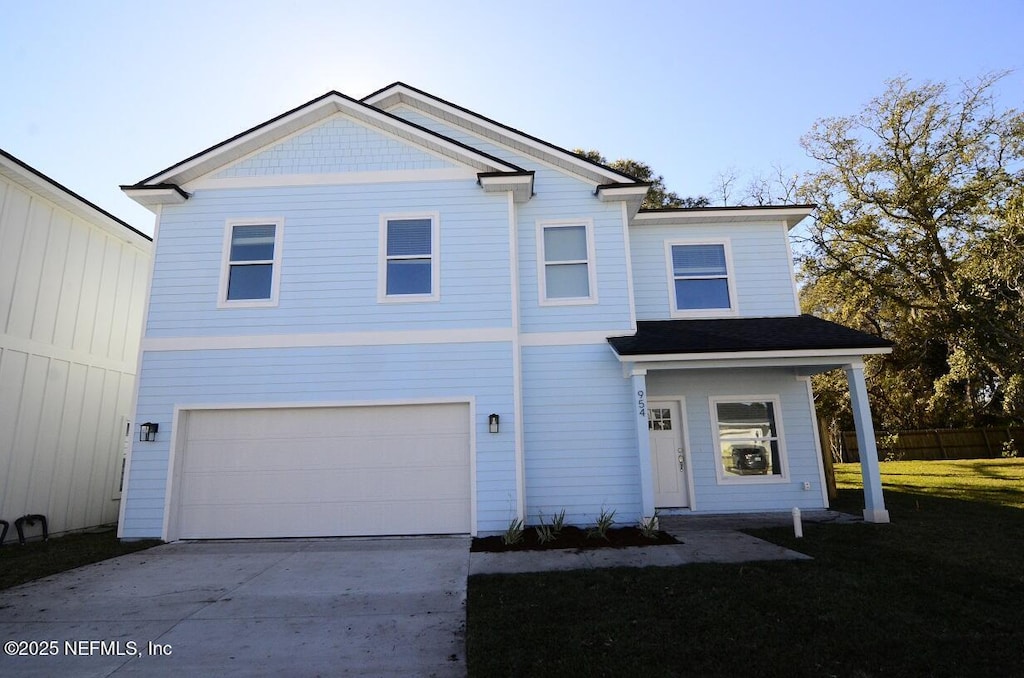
[709,394,789,485]
[118,203,162,539]
[189,168,476,191]
[377,212,441,303]
[520,330,622,346]
[507,192,525,521]
[141,327,515,352]
[634,207,813,230]
[783,223,802,315]
[621,202,637,331]
[648,397,696,510]
[613,347,893,366]
[665,239,738,318]
[801,376,831,507]
[216,218,284,308]
[536,218,598,306]
[162,396,479,541]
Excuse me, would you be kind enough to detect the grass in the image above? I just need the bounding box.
[0,528,160,591]
[467,459,1024,677]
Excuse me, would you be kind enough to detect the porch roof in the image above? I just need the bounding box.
[607,315,892,358]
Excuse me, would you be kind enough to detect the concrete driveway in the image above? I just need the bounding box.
[0,537,469,677]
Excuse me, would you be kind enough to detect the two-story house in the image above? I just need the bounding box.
[118,83,891,541]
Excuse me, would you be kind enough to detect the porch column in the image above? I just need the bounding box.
[630,368,656,519]
[845,362,890,523]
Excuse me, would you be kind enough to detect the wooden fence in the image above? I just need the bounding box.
[839,427,1024,462]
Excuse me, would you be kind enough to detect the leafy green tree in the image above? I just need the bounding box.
[574,149,710,209]
[797,73,1024,431]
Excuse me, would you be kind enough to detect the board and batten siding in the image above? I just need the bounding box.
[389,106,635,335]
[630,221,799,320]
[521,344,640,525]
[646,368,825,512]
[0,171,149,535]
[147,180,512,337]
[122,342,516,538]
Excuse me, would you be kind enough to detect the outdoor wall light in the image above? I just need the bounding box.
[139,422,159,442]
[488,413,500,434]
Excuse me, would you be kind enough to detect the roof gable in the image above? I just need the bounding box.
[362,82,645,188]
[210,114,459,180]
[123,90,525,204]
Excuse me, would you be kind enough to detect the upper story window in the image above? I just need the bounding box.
[538,220,597,305]
[711,397,787,483]
[219,219,283,307]
[379,213,439,302]
[667,241,736,316]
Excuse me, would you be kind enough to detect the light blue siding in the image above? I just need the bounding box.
[148,181,512,336]
[120,342,517,538]
[521,344,641,526]
[391,107,635,334]
[631,222,799,319]
[647,369,825,512]
[215,116,454,178]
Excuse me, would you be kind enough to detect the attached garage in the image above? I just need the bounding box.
[169,403,472,539]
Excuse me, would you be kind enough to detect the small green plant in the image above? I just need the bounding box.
[1001,438,1020,458]
[502,517,524,545]
[638,512,660,539]
[534,523,555,543]
[550,508,566,535]
[587,508,616,541]
[533,511,556,544]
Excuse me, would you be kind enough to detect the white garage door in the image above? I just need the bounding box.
[174,403,471,539]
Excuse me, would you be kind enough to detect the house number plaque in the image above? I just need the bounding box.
[637,389,646,417]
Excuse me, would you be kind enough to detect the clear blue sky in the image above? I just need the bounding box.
[2,0,1021,233]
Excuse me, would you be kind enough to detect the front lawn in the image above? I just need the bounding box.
[467,459,1024,677]
[0,529,160,591]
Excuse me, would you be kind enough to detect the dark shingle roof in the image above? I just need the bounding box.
[607,315,892,356]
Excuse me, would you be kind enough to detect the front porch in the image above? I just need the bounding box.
[608,315,894,524]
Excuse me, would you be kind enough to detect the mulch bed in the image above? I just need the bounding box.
[471,525,680,552]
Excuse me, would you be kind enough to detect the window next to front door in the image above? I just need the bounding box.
[710,396,787,483]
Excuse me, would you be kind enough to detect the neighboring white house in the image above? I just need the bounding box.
[0,149,151,538]
[119,84,892,542]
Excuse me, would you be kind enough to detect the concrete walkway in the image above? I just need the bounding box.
[469,510,855,575]
[0,537,469,677]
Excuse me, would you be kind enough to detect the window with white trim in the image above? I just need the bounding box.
[220,219,283,306]
[380,214,439,301]
[539,221,595,303]
[668,242,735,314]
[711,397,786,481]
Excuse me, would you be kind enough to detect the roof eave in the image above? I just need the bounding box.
[121,184,190,211]
[635,204,816,229]
[478,171,535,203]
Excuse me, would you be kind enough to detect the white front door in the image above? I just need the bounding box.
[648,401,689,508]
